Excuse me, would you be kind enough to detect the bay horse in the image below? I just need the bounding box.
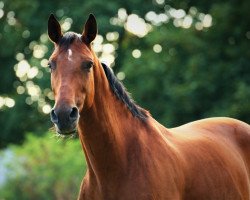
[47,14,250,200]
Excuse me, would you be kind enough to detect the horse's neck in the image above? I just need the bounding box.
[78,61,147,185]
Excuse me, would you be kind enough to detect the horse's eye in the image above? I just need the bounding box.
[48,61,56,72]
[82,61,93,71]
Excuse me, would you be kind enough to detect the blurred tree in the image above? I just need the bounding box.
[0,133,85,200]
[0,0,249,147]
[121,0,250,126]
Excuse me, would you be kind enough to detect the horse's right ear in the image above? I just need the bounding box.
[48,14,62,44]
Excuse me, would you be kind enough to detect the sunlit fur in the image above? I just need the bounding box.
[48,16,250,200]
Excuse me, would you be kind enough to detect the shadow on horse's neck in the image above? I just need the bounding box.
[78,57,149,185]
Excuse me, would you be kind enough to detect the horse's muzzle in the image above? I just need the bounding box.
[50,106,79,135]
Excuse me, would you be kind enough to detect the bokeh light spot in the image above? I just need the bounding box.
[16,86,25,94]
[153,44,162,53]
[42,104,51,114]
[117,72,125,80]
[132,49,141,58]
[5,98,15,108]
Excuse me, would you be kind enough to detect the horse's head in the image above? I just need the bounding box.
[47,14,97,135]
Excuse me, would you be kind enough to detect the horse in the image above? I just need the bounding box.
[47,14,250,200]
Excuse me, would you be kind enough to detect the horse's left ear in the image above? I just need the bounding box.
[82,14,97,44]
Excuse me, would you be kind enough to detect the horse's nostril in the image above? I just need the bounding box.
[69,107,79,122]
[50,109,58,123]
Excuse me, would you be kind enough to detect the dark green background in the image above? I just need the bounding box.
[0,0,249,198]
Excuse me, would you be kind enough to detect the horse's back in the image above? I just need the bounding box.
[169,117,250,200]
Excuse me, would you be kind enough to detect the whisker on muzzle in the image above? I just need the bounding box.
[49,125,78,140]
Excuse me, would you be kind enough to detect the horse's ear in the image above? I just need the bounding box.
[82,14,97,44]
[48,14,62,44]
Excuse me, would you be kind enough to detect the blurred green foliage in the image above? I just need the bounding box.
[122,0,250,126]
[0,133,85,200]
[0,0,250,198]
[0,0,249,147]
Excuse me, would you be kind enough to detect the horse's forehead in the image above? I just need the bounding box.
[51,43,93,61]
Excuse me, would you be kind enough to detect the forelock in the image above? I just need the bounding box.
[58,32,81,50]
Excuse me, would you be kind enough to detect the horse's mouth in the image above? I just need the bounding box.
[56,128,78,137]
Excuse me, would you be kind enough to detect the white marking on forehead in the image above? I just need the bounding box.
[67,49,73,61]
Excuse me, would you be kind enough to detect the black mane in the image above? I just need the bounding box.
[101,63,148,121]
